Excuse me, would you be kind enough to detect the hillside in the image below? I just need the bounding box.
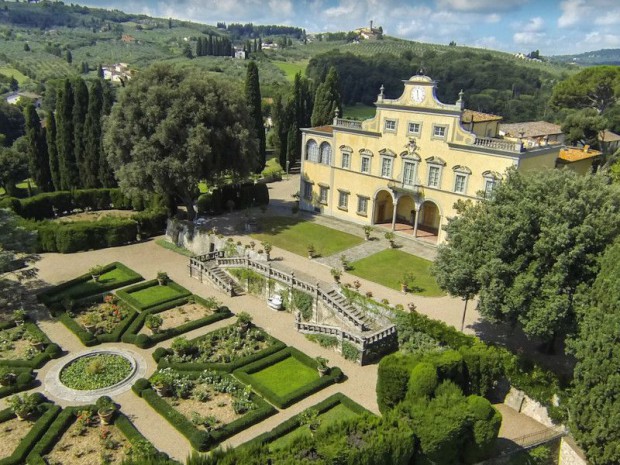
[550,48,620,66]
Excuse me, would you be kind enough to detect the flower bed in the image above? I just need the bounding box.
[133,370,276,451]
[54,294,138,347]
[154,321,286,373]
[234,348,344,409]
[116,279,192,311]
[0,401,60,465]
[38,262,143,307]
[245,393,373,451]
[27,402,168,465]
[121,295,233,349]
[0,323,61,369]
[60,354,133,390]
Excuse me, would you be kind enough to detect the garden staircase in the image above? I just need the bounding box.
[188,254,244,297]
[324,288,371,331]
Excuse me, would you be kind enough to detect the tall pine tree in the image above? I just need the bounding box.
[311,66,342,126]
[72,78,89,185]
[82,79,103,188]
[245,61,265,173]
[46,111,60,191]
[56,79,78,190]
[24,104,53,192]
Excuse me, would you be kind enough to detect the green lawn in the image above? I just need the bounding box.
[349,249,444,297]
[343,103,376,121]
[249,356,319,397]
[127,284,184,307]
[51,266,140,301]
[155,238,193,257]
[0,66,29,84]
[272,61,307,81]
[251,217,363,258]
[270,403,360,450]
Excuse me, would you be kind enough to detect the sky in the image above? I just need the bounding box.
[73,0,620,55]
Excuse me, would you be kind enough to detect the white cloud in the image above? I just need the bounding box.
[580,31,620,48]
[513,31,546,45]
[485,14,501,23]
[435,0,525,12]
[558,0,587,28]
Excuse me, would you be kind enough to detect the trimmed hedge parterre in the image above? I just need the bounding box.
[122,296,233,349]
[0,322,62,369]
[116,279,192,311]
[234,347,344,409]
[0,368,36,399]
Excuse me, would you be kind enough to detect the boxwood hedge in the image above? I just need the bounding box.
[121,296,233,349]
[0,323,62,368]
[133,373,277,451]
[0,368,36,398]
[0,402,61,465]
[116,279,192,311]
[234,347,344,409]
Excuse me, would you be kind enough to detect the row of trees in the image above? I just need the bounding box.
[194,35,233,57]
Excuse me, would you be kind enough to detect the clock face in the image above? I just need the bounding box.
[411,86,426,103]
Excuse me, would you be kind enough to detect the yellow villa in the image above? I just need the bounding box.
[299,74,562,244]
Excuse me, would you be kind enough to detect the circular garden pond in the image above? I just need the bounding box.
[59,352,133,390]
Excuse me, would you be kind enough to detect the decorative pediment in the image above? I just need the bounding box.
[425,156,446,166]
[359,148,374,157]
[482,170,502,179]
[340,145,353,153]
[453,165,472,174]
[400,150,421,161]
[379,148,397,158]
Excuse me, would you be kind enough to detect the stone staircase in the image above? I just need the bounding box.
[324,288,371,330]
[188,256,244,296]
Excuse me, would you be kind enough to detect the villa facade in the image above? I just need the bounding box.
[299,75,562,244]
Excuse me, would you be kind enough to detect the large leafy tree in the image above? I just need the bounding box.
[0,208,36,277]
[24,103,53,192]
[550,66,620,114]
[311,66,342,126]
[0,101,25,147]
[103,64,258,220]
[433,169,620,346]
[569,239,620,465]
[561,108,607,148]
[0,143,28,197]
[244,61,265,173]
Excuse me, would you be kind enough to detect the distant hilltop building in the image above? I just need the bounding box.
[102,63,132,83]
[355,21,382,40]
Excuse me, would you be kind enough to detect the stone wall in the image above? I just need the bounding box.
[504,387,555,428]
[559,437,588,465]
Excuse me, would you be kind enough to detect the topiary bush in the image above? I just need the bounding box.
[407,362,438,401]
[463,395,502,464]
[460,343,504,397]
[376,352,419,413]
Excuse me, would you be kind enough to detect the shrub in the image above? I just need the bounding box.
[341,341,360,362]
[460,343,504,397]
[407,362,438,400]
[463,395,502,464]
[428,349,464,386]
[376,353,419,413]
[290,290,313,321]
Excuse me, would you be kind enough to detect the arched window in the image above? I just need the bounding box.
[306,140,319,162]
[319,142,332,165]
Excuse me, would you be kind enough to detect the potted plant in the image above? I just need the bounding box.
[0,366,16,386]
[89,265,105,282]
[237,311,253,333]
[401,272,415,293]
[7,393,40,420]
[307,244,316,259]
[96,397,117,425]
[353,280,362,291]
[145,314,163,334]
[315,356,329,377]
[407,302,417,313]
[28,332,47,351]
[156,271,169,286]
[363,225,373,241]
[83,312,101,333]
[261,241,272,261]
[150,370,174,397]
[299,408,321,436]
[12,308,26,325]
[330,268,342,284]
[384,231,396,248]
[340,255,351,271]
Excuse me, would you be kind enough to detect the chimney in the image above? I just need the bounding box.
[583,145,590,153]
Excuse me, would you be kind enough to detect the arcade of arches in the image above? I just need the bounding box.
[373,189,440,243]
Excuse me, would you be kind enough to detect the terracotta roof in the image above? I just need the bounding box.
[558,146,602,163]
[462,109,503,123]
[600,130,620,142]
[500,121,562,138]
[308,125,334,134]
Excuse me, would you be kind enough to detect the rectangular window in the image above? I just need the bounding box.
[403,162,416,186]
[433,125,447,138]
[381,158,393,178]
[485,179,496,197]
[303,181,313,200]
[341,152,350,169]
[408,122,421,135]
[319,186,328,205]
[357,196,368,215]
[454,174,467,193]
[338,191,349,209]
[384,119,397,132]
[428,166,440,187]
[361,156,371,174]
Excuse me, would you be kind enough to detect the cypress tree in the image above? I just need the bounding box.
[97,64,104,78]
[311,66,342,126]
[245,61,265,173]
[72,78,89,185]
[56,79,78,190]
[82,79,103,188]
[99,80,116,187]
[271,94,286,169]
[207,35,213,55]
[24,104,53,192]
[286,121,297,168]
[46,111,60,191]
[65,49,72,64]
